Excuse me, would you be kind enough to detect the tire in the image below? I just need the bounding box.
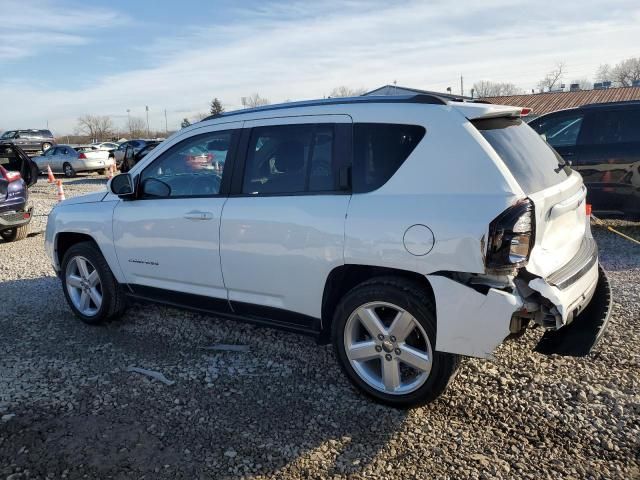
[332,276,460,408]
[61,241,127,324]
[0,224,29,242]
[63,162,75,178]
[42,142,52,151]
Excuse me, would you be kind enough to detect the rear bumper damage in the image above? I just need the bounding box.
[428,254,612,359]
[0,202,32,229]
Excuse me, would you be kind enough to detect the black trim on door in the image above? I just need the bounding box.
[125,284,321,336]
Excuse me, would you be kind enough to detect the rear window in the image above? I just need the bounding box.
[353,123,425,193]
[473,117,570,194]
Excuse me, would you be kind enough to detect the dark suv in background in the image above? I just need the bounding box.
[529,101,640,219]
[0,143,38,242]
[0,129,56,154]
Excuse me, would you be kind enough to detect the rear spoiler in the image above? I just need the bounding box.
[450,102,531,120]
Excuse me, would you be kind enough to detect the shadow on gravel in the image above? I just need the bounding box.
[0,277,409,478]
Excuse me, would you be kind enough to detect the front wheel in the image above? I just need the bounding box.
[61,242,127,324]
[332,277,460,408]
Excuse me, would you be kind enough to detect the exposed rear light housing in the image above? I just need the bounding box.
[78,153,87,159]
[520,108,532,116]
[486,199,535,270]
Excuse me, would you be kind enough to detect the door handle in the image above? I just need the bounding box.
[184,211,214,221]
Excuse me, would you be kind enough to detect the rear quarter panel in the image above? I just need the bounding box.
[345,104,523,275]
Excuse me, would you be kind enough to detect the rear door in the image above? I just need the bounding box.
[220,115,352,325]
[575,106,640,215]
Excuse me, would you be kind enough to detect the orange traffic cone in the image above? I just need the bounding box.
[47,165,55,183]
[56,180,66,202]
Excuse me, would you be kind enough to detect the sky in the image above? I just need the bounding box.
[1,0,639,135]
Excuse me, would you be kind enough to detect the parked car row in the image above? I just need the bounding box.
[0,129,55,154]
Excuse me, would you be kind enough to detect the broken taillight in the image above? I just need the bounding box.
[0,165,21,183]
[486,200,535,269]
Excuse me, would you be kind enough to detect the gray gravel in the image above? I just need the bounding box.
[1,174,639,479]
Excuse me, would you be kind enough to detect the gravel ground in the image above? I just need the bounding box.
[1,174,638,479]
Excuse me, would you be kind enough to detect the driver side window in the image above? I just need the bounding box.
[140,130,235,198]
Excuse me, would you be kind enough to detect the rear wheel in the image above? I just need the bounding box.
[61,242,127,324]
[332,277,460,408]
[63,162,75,178]
[0,224,29,242]
[41,142,52,151]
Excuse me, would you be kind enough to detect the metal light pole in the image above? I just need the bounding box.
[145,106,150,138]
[126,109,130,138]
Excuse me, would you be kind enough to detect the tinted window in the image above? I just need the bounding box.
[474,118,570,194]
[353,123,425,193]
[587,109,640,144]
[1,131,16,140]
[531,113,584,147]
[140,130,234,198]
[242,124,336,195]
[0,146,20,170]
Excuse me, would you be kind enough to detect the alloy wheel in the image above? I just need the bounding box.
[65,256,103,317]
[344,301,433,395]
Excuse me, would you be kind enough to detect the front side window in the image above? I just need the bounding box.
[1,131,16,140]
[140,130,234,198]
[242,124,336,195]
[353,123,425,193]
[531,113,584,147]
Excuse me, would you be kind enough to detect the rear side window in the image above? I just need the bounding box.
[242,124,336,195]
[353,123,425,193]
[585,109,640,144]
[474,117,569,194]
[530,113,584,147]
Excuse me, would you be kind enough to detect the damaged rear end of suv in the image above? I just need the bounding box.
[432,104,611,361]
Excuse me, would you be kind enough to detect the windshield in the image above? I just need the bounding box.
[473,117,570,194]
[1,131,16,139]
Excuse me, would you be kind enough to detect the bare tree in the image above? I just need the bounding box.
[595,64,613,83]
[329,86,367,98]
[569,78,592,90]
[612,57,640,87]
[209,97,225,116]
[76,115,114,141]
[537,62,565,92]
[472,80,521,97]
[128,117,147,138]
[241,93,270,108]
[192,112,209,122]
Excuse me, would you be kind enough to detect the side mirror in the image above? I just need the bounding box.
[110,173,136,197]
[141,178,171,198]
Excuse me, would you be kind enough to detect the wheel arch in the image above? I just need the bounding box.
[319,264,435,344]
[56,232,99,268]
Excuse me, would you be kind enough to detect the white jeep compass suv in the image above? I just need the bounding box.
[45,95,612,407]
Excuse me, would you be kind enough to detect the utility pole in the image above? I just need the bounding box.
[164,109,168,134]
[145,106,150,138]
[460,75,464,96]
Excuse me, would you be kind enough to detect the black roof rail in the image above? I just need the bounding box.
[201,94,448,122]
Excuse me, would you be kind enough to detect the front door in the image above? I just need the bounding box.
[113,124,240,301]
[220,116,352,327]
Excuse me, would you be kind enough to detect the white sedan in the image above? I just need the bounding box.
[32,144,114,177]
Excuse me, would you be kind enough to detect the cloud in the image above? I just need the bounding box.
[1,0,639,133]
[0,0,128,60]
